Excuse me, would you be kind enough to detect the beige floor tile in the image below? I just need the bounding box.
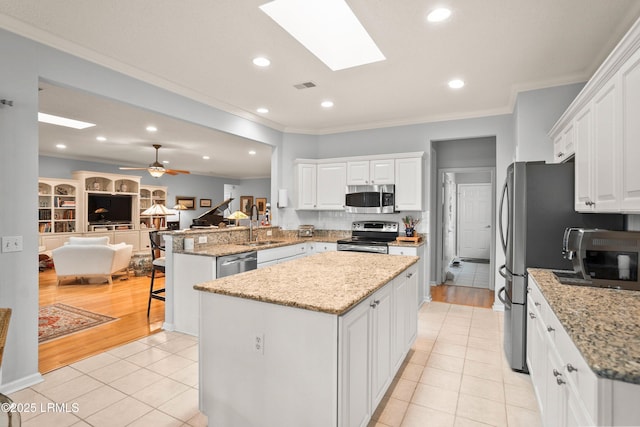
[70,352,120,373]
[154,337,199,354]
[87,359,141,384]
[427,353,465,374]
[106,340,150,359]
[400,363,424,382]
[157,388,200,422]
[70,421,92,427]
[502,368,533,388]
[70,384,126,418]
[440,324,470,336]
[131,377,190,407]
[444,317,472,328]
[419,366,462,392]
[31,367,83,394]
[376,397,409,427]
[411,383,459,414]
[85,396,153,427]
[125,347,173,367]
[465,347,501,367]
[406,349,430,366]
[8,387,53,422]
[127,409,183,427]
[506,405,542,427]
[463,359,504,383]
[412,337,435,352]
[467,335,500,351]
[469,327,501,341]
[175,343,199,361]
[456,393,507,427]
[146,354,194,377]
[108,368,164,395]
[401,404,455,427]
[453,416,494,427]
[167,361,199,388]
[185,411,208,427]
[20,409,81,427]
[386,378,418,402]
[138,331,173,346]
[433,341,467,358]
[504,383,539,411]
[436,333,469,347]
[460,375,505,403]
[37,375,102,403]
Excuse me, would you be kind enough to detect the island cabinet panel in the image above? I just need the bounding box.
[199,293,339,427]
[174,253,216,336]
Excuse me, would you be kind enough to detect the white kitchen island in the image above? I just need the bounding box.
[194,251,419,427]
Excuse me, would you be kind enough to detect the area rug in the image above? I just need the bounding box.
[39,303,118,343]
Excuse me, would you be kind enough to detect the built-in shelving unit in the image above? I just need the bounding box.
[38,178,79,233]
[139,185,168,228]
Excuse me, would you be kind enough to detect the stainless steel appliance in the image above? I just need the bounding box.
[337,221,399,254]
[498,161,624,372]
[216,251,258,278]
[345,184,395,214]
[558,228,640,291]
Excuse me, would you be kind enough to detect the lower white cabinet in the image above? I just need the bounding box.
[388,245,427,307]
[339,264,417,426]
[307,241,338,253]
[257,243,307,268]
[527,277,640,426]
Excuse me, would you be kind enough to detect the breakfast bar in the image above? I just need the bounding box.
[194,251,419,427]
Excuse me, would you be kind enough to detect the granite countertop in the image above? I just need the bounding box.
[528,268,640,384]
[175,239,307,257]
[194,251,419,315]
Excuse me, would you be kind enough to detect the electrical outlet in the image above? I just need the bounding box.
[2,236,23,253]
[266,230,272,237]
[254,333,265,355]
[198,236,207,244]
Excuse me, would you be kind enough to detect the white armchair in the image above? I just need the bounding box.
[52,236,133,285]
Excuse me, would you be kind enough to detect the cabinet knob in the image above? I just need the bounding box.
[547,326,555,332]
[556,377,566,385]
[534,302,541,307]
[585,200,595,207]
[566,364,577,373]
[557,152,564,157]
[370,300,379,308]
[553,369,562,377]
[528,312,536,319]
[406,272,413,278]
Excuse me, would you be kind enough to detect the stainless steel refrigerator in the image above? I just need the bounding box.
[498,161,623,372]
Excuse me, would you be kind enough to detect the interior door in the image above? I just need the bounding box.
[457,183,491,259]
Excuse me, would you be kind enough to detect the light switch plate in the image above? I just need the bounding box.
[2,236,23,252]
[198,236,207,244]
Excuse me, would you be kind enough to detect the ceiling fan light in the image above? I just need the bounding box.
[149,166,165,178]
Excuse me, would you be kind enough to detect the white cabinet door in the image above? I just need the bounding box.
[370,159,394,184]
[314,242,337,253]
[526,294,547,415]
[574,104,595,211]
[394,157,422,211]
[297,163,317,209]
[347,161,370,185]
[592,79,620,211]
[553,124,574,163]
[316,163,347,210]
[339,299,371,427]
[113,230,140,251]
[370,285,393,409]
[620,48,640,211]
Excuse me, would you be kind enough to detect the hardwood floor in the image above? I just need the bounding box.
[430,283,494,308]
[38,268,164,373]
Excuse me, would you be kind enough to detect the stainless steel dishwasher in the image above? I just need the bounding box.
[216,251,258,278]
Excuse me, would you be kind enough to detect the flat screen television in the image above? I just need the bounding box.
[87,194,133,224]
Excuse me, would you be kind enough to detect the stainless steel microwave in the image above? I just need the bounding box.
[344,184,395,214]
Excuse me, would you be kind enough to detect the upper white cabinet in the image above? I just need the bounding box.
[394,157,423,211]
[297,153,425,212]
[346,159,395,185]
[550,18,640,213]
[296,162,346,210]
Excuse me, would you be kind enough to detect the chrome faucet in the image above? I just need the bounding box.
[249,204,259,242]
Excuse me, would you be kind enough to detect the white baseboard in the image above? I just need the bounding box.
[0,372,44,394]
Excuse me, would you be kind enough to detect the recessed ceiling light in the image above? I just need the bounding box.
[202,155,210,160]
[321,100,334,108]
[448,79,465,89]
[260,0,385,71]
[256,107,269,114]
[249,150,257,155]
[96,136,107,142]
[38,112,95,129]
[56,144,66,149]
[427,8,452,22]
[253,57,271,67]
[146,125,158,132]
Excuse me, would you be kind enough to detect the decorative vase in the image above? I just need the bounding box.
[405,227,414,237]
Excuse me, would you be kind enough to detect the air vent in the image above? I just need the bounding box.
[294,81,317,90]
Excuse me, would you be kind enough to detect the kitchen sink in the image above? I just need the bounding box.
[241,240,280,247]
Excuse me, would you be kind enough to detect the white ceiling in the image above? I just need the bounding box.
[3,0,640,177]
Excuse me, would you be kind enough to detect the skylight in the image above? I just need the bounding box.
[38,113,95,129]
[259,0,385,71]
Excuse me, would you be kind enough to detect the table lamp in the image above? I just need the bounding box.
[226,210,249,226]
[172,203,188,228]
[142,203,171,229]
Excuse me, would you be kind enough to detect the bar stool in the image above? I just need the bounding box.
[147,231,166,317]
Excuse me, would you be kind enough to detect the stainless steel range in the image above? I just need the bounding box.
[337,221,399,254]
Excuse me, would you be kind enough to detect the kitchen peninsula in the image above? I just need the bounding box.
[194,251,419,427]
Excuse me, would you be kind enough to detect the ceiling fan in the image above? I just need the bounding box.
[119,144,190,177]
